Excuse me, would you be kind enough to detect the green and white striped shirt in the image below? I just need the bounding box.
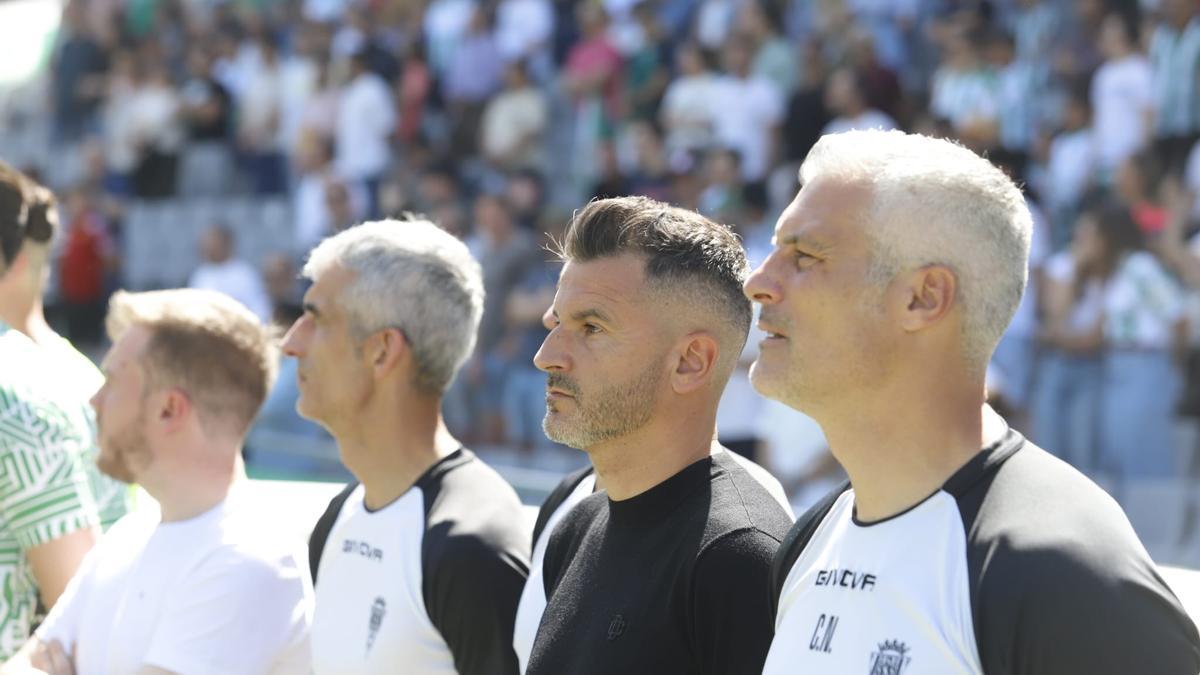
[0,321,130,658]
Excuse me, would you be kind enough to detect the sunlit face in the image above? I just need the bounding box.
[280,265,373,431]
[90,326,157,483]
[743,177,897,412]
[533,254,670,450]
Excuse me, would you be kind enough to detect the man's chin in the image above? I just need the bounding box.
[294,398,321,423]
[96,455,135,484]
[543,418,587,451]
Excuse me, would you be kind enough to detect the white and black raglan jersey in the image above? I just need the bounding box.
[308,449,530,675]
[525,451,794,675]
[764,429,1200,675]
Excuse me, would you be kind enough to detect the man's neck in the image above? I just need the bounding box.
[337,397,459,510]
[0,291,56,346]
[817,376,999,524]
[586,407,716,501]
[152,447,245,523]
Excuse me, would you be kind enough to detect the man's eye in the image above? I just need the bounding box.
[795,251,818,267]
[583,323,602,334]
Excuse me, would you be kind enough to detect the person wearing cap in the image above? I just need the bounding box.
[0,162,129,661]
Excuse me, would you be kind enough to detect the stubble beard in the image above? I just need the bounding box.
[96,411,152,484]
[542,365,662,450]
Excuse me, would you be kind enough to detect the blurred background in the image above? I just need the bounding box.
[3,0,1200,564]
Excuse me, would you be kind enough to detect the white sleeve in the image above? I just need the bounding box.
[141,548,313,675]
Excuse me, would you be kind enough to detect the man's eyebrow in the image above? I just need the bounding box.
[569,308,612,323]
[776,233,831,253]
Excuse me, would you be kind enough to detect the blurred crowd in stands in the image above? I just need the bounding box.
[8,0,1200,502]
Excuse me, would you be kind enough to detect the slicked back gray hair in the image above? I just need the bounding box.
[800,130,1032,366]
[303,219,485,394]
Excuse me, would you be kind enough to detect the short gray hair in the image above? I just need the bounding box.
[303,219,485,393]
[800,130,1032,365]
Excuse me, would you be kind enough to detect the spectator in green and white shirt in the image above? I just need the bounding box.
[0,162,130,659]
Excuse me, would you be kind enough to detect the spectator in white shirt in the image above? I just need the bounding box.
[127,60,184,199]
[335,51,395,218]
[1042,91,1096,243]
[238,36,288,195]
[495,0,553,66]
[709,37,784,182]
[293,133,366,255]
[481,61,548,171]
[1090,12,1154,179]
[188,224,273,323]
[659,42,717,158]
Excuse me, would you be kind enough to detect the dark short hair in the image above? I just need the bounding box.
[0,161,56,269]
[557,196,752,355]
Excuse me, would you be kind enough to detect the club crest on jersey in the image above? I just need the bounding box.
[607,614,626,641]
[869,640,911,675]
[367,597,387,653]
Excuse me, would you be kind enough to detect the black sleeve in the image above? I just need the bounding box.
[531,467,594,548]
[959,445,1200,674]
[769,482,849,618]
[690,528,784,675]
[308,481,359,583]
[425,534,529,675]
[974,541,1200,674]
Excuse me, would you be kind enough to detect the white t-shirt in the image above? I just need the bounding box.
[481,87,548,165]
[1045,128,1095,211]
[188,259,273,322]
[495,0,552,61]
[239,62,286,152]
[1090,54,1153,172]
[708,74,784,181]
[335,73,396,181]
[660,73,717,155]
[36,495,312,675]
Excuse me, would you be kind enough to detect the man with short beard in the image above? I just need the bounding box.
[523,197,794,675]
[1,289,312,675]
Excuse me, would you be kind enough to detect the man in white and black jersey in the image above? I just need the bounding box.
[747,129,1200,674]
[284,220,530,675]
[523,197,794,675]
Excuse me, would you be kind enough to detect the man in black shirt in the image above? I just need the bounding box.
[525,196,794,675]
[745,129,1200,674]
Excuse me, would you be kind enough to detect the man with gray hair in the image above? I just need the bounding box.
[753,129,1200,673]
[289,219,529,674]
